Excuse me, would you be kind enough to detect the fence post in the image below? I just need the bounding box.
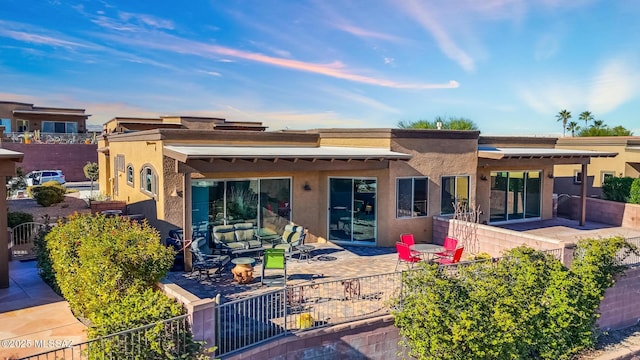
[562,243,576,268]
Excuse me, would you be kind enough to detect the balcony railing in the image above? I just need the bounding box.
[4,131,98,144]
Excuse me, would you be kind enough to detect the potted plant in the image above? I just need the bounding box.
[23,131,31,144]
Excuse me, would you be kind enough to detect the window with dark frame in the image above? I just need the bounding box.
[396,177,429,218]
[139,165,157,197]
[441,175,470,215]
[574,170,583,184]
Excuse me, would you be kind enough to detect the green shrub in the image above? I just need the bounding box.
[33,216,58,294]
[7,211,33,228]
[393,238,633,360]
[46,214,175,318]
[630,178,640,204]
[30,181,66,207]
[87,288,202,359]
[601,176,634,202]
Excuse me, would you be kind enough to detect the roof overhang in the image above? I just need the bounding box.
[478,146,618,160]
[164,145,412,163]
[13,110,90,117]
[0,148,24,161]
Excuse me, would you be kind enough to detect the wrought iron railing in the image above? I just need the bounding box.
[618,236,640,267]
[19,314,191,360]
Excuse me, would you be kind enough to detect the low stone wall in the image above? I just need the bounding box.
[90,200,127,214]
[598,267,640,331]
[433,217,564,258]
[226,315,404,360]
[563,196,640,229]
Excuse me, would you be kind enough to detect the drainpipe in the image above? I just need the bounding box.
[580,163,588,226]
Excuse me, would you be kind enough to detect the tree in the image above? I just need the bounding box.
[83,161,99,195]
[579,111,594,128]
[566,121,580,136]
[398,116,479,131]
[556,109,572,136]
[577,121,634,137]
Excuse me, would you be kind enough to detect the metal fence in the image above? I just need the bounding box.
[5,132,97,144]
[619,236,640,267]
[19,314,191,360]
[216,271,403,357]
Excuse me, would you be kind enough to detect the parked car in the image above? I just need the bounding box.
[25,170,66,186]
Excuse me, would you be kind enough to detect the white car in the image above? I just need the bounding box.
[25,170,66,186]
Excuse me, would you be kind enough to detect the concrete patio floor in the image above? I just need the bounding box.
[497,217,640,243]
[0,260,87,359]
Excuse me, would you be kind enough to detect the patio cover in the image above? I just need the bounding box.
[478,146,618,160]
[163,145,412,163]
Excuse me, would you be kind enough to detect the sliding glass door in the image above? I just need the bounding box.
[191,177,291,230]
[489,171,541,223]
[328,177,377,244]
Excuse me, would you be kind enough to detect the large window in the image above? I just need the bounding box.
[42,121,78,133]
[17,119,28,132]
[441,175,470,215]
[191,177,291,230]
[397,177,428,218]
[139,165,158,197]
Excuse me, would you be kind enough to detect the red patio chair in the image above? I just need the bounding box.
[395,242,422,271]
[400,233,421,257]
[435,247,464,265]
[435,237,458,259]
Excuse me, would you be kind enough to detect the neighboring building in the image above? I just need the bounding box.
[0,147,24,288]
[554,137,640,197]
[98,117,615,257]
[0,101,90,136]
[102,116,266,135]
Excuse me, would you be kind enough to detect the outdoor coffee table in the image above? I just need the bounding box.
[296,245,315,262]
[410,244,445,262]
[231,257,256,284]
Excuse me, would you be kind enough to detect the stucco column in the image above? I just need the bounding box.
[183,172,193,272]
[580,163,588,226]
[0,183,9,288]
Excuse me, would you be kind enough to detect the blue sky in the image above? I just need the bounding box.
[1,0,639,135]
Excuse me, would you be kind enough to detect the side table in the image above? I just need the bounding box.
[231,257,256,284]
[296,245,315,262]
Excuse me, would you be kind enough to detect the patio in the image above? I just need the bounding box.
[497,217,640,243]
[163,242,399,302]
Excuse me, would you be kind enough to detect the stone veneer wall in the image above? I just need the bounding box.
[225,315,404,360]
[563,196,640,229]
[432,217,564,258]
[598,267,640,331]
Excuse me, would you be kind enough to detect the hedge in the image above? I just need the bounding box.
[393,237,636,360]
[30,181,66,207]
[8,211,33,228]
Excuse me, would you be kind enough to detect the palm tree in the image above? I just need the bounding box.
[579,111,594,128]
[592,119,605,129]
[556,109,572,137]
[566,121,580,136]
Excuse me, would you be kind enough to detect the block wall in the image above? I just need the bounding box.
[2,143,98,182]
[598,267,640,331]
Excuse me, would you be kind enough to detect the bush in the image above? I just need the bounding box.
[33,216,58,294]
[7,211,33,228]
[602,176,634,202]
[630,178,640,204]
[30,181,66,207]
[87,288,203,359]
[46,214,175,318]
[393,238,633,360]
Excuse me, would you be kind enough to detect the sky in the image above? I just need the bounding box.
[1,0,639,135]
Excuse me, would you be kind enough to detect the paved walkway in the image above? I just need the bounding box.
[0,260,87,359]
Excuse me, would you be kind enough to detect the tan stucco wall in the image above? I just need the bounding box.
[555,137,640,187]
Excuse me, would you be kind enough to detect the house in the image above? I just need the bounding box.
[0,101,90,136]
[97,117,616,270]
[554,136,640,197]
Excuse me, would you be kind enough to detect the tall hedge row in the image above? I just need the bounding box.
[394,237,635,360]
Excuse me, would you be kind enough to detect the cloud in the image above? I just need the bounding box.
[97,30,459,89]
[333,24,406,43]
[320,87,401,114]
[0,27,87,50]
[587,59,640,113]
[517,58,640,115]
[534,32,561,61]
[119,12,174,30]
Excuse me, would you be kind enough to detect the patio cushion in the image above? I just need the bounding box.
[212,225,236,244]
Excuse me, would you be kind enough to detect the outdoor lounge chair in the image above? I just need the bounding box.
[261,248,286,286]
[435,247,464,265]
[272,224,305,259]
[435,237,458,259]
[191,237,230,280]
[395,242,422,271]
